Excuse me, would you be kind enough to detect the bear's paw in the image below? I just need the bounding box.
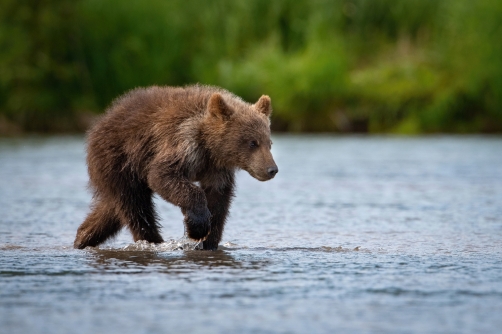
[184,206,211,241]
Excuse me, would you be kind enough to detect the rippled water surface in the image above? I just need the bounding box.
[1,135,502,333]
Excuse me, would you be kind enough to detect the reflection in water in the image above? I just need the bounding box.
[86,243,365,274]
[88,248,249,273]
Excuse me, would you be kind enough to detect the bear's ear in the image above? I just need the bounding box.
[208,93,233,120]
[254,95,272,117]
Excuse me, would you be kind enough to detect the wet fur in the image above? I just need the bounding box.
[74,85,276,250]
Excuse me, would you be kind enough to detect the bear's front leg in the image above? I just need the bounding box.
[201,175,235,250]
[147,166,211,241]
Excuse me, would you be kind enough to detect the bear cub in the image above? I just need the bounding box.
[74,85,278,250]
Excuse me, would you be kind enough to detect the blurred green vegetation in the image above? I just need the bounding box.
[1,0,501,134]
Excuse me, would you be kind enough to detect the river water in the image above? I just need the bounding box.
[1,135,501,333]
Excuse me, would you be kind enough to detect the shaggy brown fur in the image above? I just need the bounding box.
[74,85,278,250]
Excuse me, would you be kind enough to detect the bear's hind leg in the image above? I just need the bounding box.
[116,184,164,244]
[74,201,122,249]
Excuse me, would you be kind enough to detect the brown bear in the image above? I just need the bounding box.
[74,84,278,250]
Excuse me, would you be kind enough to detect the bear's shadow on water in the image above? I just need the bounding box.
[87,248,267,274]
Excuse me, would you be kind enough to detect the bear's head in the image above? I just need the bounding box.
[204,92,278,181]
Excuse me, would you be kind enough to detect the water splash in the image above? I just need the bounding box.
[221,241,240,249]
[110,235,202,251]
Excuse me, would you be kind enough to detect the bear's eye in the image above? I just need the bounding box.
[249,140,258,149]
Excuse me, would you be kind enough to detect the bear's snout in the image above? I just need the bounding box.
[247,162,278,182]
[247,149,278,181]
[267,165,279,178]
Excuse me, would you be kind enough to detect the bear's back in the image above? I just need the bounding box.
[106,85,243,122]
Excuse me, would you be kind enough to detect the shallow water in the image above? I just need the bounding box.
[1,135,501,334]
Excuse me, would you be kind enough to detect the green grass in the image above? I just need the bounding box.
[1,0,501,133]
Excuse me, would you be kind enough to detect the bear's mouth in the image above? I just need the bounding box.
[247,170,274,182]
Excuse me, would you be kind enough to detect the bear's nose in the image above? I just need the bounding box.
[267,166,278,177]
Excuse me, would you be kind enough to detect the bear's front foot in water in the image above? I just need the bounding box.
[184,206,211,241]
